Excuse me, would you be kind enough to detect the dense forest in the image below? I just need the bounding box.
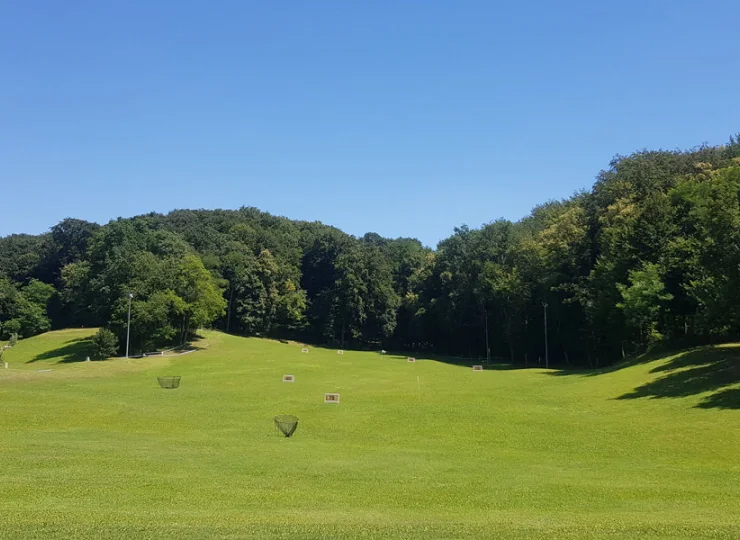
[2,137,740,366]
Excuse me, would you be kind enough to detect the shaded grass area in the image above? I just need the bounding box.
[549,345,740,410]
[27,336,95,363]
[0,330,738,539]
[3,328,97,365]
[617,346,740,409]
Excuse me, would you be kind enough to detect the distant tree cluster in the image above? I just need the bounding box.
[2,136,740,364]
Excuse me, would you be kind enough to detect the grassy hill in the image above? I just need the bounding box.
[0,330,738,539]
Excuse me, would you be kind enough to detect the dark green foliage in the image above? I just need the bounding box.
[0,277,55,339]
[3,136,740,364]
[91,328,119,360]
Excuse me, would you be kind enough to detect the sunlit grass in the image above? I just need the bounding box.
[1,330,738,539]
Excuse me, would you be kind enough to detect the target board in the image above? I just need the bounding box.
[324,393,340,404]
[283,374,295,382]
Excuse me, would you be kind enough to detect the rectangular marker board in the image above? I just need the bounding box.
[337,350,344,355]
[324,393,340,403]
[283,374,295,382]
[472,365,483,371]
[301,348,309,353]
[407,357,416,363]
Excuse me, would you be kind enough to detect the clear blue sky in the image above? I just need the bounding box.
[1,1,738,247]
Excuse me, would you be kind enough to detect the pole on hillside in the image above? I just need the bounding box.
[542,302,549,369]
[126,293,133,358]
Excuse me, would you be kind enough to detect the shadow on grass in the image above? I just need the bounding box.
[546,350,670,378]
[616,346,740,410]
[380,351,525,370]
[27,338,95,364]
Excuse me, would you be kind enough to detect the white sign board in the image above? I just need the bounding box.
[472,365,484,371]
[324,393,340,404]
[301,348,309,353]
[283,374,295,383]
[407,357,416,363]
[337,350,344,355]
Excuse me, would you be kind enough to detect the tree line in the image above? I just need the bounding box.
[2,136,740,366]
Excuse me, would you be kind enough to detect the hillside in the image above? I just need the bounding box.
[3,141,740,369]
[0,330,737,539]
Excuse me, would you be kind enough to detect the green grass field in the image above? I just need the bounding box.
[1,329,738,539]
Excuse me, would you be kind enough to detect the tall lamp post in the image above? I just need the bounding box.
[126,293,133,358]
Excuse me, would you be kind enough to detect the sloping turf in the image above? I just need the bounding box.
[0,330,738,539]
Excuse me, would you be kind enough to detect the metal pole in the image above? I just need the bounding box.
[126,293,133,358]
[543,302,549,369]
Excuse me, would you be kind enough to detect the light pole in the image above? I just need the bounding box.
[126,293,133,358]
[542,302,549,369]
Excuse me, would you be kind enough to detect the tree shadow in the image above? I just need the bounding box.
[616,346,740,409]
[381,352,526,370]
[546,348,676,378]
[697,388,740,409]
[27,338,95,364]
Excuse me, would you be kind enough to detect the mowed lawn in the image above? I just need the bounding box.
[1,330,738,539]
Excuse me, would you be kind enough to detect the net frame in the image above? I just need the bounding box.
[274,414,299,437]
[157,376,181,389]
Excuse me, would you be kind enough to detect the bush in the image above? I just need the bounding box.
[8,333,18,347]
[91,328,119,360]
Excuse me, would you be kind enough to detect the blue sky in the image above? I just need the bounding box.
[1,1,738,248]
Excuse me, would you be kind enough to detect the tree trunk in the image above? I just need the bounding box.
[226,285,234,333]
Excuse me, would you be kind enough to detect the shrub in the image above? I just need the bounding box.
[91,328,119,360]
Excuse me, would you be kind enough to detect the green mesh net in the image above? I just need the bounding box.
[157,376,181,389]
[274,415,299,437]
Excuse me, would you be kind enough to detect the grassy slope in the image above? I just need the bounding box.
[0,330,738,539]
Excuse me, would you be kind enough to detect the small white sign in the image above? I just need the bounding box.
[472,365,484,371]
[4,362,7,369]
[301,348,309,354]
[283,374,295,383]
[324,393,340,403]
[407,357,416,363]
[337,350,344,355]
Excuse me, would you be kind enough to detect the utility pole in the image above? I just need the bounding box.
[542,302,549,369]
[126,293,133,358]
